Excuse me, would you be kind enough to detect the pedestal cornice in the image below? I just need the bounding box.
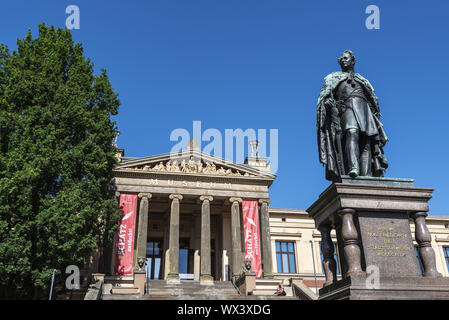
[307,181,433,228]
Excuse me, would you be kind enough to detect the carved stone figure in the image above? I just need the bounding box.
[153,162,165,171]
[317,50,388,181]
[131,159,254,177]
[171,160,180,172]
[197,161,203,173]
[188,157,197,172]
[180,159,187,172]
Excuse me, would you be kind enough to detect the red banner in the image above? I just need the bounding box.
[242,200,262,278]
[114,193,137,275]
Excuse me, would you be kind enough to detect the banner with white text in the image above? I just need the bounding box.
[242,200,262,278]
[114,193,137,275]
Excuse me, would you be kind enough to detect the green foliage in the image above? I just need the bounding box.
[0,24,121,299]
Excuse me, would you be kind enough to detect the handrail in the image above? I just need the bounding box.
[84,280,104,300]
[231,276,242,295]
[292,281,318,300]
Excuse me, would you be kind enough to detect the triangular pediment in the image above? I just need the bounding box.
[114,150,275,180]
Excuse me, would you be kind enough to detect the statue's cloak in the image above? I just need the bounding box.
[317,72,388,181]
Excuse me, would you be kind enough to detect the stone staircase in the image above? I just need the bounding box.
[146,280,242,300]
[102,279,298,300]
[103,275,140,295]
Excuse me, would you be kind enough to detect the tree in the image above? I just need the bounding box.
[0,24,121,299]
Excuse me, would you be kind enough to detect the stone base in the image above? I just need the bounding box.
[111,287,140,295]
[319,275,449,300]
[199,275,214,285]
[166,274,180,284]
[239,272,256,295]
[133,270,146,295]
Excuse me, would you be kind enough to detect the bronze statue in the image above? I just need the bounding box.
[317,50,388,181]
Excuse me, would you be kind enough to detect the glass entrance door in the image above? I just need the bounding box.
[179,238,194,280]
[146,238,163,280]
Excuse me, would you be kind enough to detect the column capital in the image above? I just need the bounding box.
[200,195,213,202]
[411,211,428,220]
[318,224,332,233]
[138,192,152,200]
[229,197,242,204]
[169,194,183,201]
[337,208,356,216]
[259,198,271,205]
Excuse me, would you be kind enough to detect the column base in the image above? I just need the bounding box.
[200,274,214,285]
[166,274,180,284]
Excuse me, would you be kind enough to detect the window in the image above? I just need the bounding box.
[275,241,297,273]
[415,246,423,276]
[444,247,449,274]
[319,242,341,275]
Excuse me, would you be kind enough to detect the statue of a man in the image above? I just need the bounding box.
[317,50,388,181]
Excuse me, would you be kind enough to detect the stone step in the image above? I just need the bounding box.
[104,294,297,300]
[103,294,143,300]
[252,289,284,296]
[255,285,279,290]
[110,283,135,288]
[255,279,283,286]
[111,287,140,295]
[105,275,134,282]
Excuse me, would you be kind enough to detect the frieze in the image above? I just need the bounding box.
[115,176,266,192]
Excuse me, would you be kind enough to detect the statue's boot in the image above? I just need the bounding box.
[348,168,359,178]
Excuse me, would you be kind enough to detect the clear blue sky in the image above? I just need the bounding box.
[1,0,449,215]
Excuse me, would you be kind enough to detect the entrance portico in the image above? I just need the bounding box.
[111,143,275,285]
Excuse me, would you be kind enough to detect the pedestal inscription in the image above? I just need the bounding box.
[358,212,419,277]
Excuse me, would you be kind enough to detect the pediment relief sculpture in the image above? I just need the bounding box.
[124,158,252,177]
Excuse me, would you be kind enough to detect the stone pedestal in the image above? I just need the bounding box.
[238,271,257,296]
[307,176,449,300]
[133,270,146,295]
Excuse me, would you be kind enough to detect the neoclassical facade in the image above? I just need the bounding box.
[110,141,276,285]
[107,142,449,292]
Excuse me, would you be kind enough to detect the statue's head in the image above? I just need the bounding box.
[338,50,356,71]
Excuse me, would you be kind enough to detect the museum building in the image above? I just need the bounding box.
[104,140,449,294]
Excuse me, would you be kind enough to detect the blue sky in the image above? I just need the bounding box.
[1,0,449,215]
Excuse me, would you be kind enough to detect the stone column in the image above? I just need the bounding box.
[318,225,337,286]
[135,193,152,271]
[337,208,364,277]
[200,196,214,284]
[411,212,442,278]
[230,197,243,280]
[193,215,201,281]
[259,199,273,278]
[167,194,183,283]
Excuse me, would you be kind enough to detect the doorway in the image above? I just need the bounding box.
[179,238,194,280]
[146,238,163,280]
